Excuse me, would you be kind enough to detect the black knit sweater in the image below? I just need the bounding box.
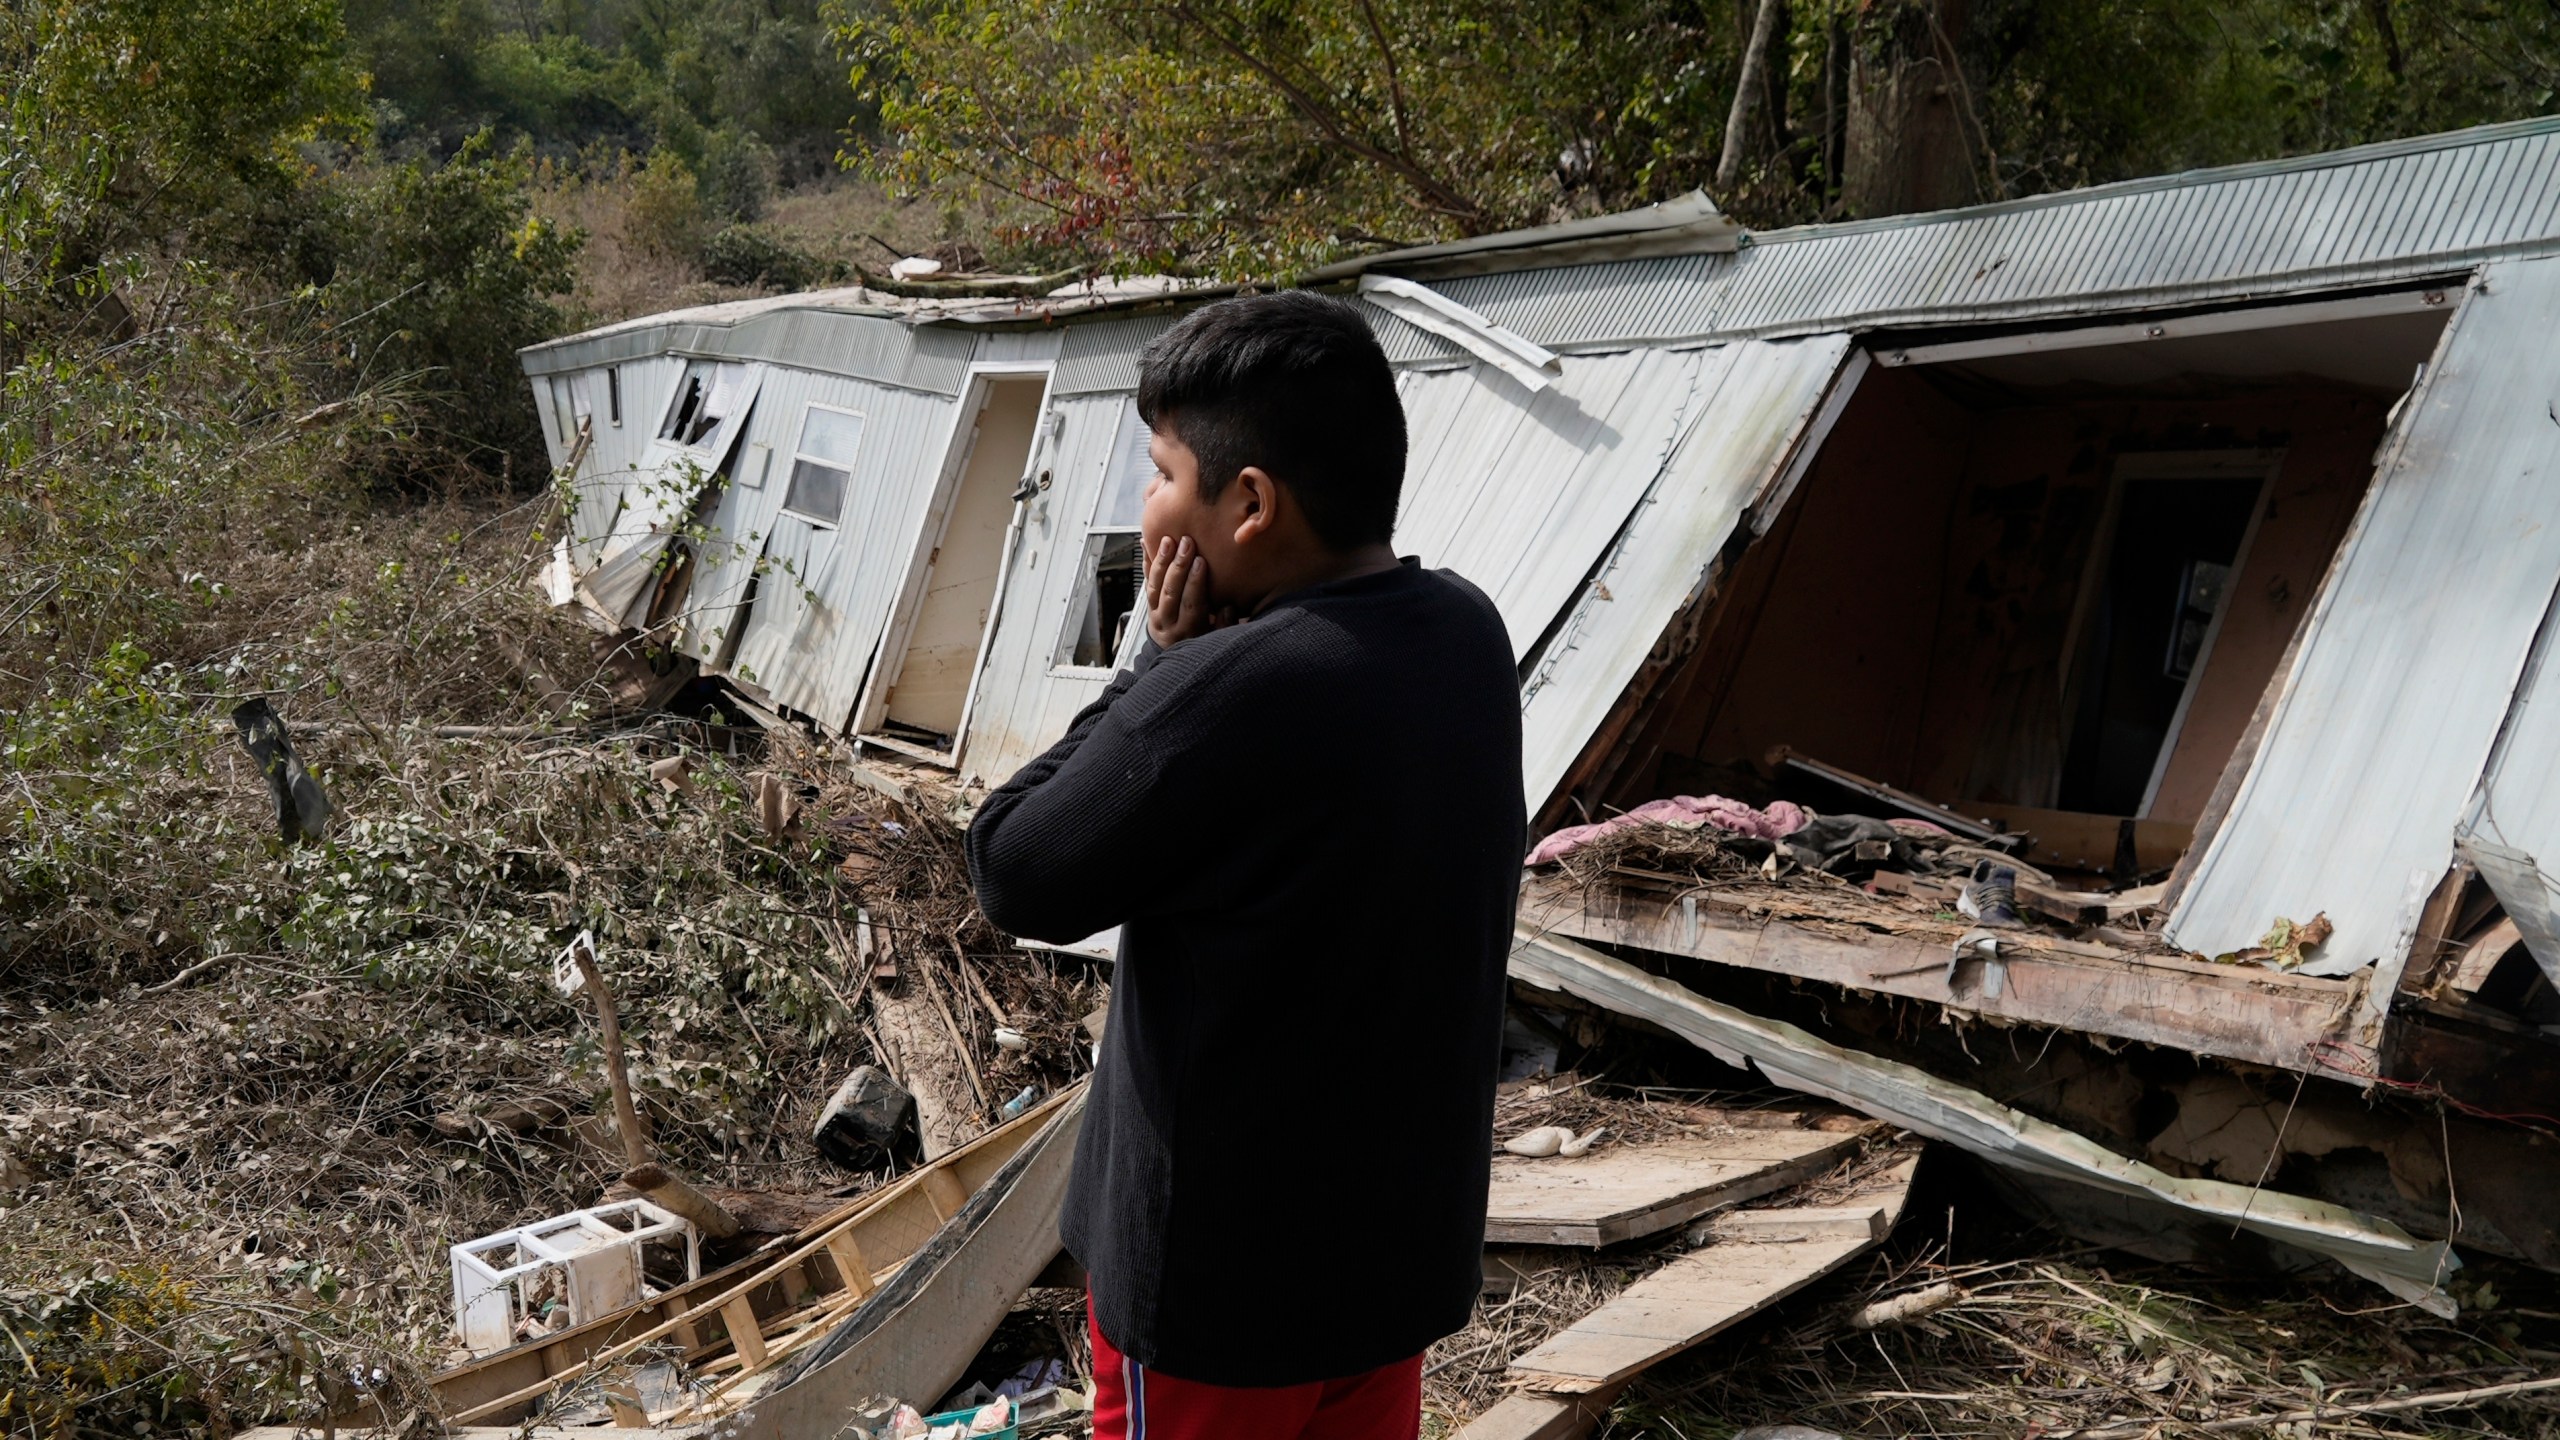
[965,559,1525,1386]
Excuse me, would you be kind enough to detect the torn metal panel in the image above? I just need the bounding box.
[2454,838,2560,992]
[1357,275,1562,391]
[2169,255,2560,973]
[2453,548,2560,990]
[1518,334,1858,813]
[1508,927,2458,1314]
[723,1090,1084,1438]
[1393,346,1713,661]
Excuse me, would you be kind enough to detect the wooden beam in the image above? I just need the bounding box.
[1451,1386,1627,1440]
[433,1087,1082,1426]
[825,1234,876,1298]
[722,1297,768,1370]
[1520,872,2373,1080]
[1708,1203,1887,1243]
[1485,1129,1868,1246]
[1507,1158,1917,1394]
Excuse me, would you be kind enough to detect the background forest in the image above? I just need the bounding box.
[5,0,2560,1434]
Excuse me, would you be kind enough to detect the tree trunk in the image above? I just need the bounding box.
[1717,0,1791,192]
[1822,8,1849,201]
[1841,0,1981,218]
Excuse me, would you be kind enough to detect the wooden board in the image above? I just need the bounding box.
[1485,1129,1867,1246]
[1450,1388,1625,1440]
[1506,1155,1918,1394]
[1519,871,2374,1081]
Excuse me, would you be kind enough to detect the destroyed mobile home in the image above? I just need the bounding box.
[260,115,2560,1435]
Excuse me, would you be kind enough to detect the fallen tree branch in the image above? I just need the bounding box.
[1847,1280,1962,1330]
[623,1162,742,1239]
[851,266,1087,299]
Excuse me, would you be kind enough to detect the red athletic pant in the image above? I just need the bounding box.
[1088,1296,1423,1440]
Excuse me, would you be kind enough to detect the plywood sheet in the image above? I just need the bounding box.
[1485,1128,1865,1246]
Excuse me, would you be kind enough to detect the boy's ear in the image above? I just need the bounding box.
[1230,466,1279,544]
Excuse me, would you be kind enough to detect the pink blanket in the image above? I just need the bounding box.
[1526,795,1811,866]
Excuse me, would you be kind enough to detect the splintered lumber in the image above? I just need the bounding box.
[1519,870,2377,1080]
[1507,925,2458,1315]
[718,1090,1086,1439]
[433,1085,1083,1427]
[1505,1155,1919,1395]
[1484,1128,1871,1246]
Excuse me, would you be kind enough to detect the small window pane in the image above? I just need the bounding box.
[549,376,575,440]
[1057,530,1144,667]
[785,459,849,523]
[607,367,622,425]
[799,407,863,467]
[660,362,712,441]
[1094,404,1153,529]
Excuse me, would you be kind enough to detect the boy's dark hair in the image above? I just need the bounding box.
[1136,291,1406,550]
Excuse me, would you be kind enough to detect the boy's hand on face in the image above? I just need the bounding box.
[1144,534,1234,646]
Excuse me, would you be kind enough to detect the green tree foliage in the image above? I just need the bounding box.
[842,0,2560,276]
[841,0,1747,274]
[3,0,581,724]
[347,0,854,186]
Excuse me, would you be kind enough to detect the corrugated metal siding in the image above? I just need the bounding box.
[1431,119,2560,350]
[2167,255,2560,970]
[1054,315,1174,395]
[1518,335,1856,810]
[550,356,692,569]
[726,309,975,394]
[527,306,978,395]
[1391,347,1712,657]
[969,328,1068,369]
[956,391,1133,784]
[694,370,967,728]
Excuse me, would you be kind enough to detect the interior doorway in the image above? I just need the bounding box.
[2058,453,2274,816]
[858,371,1047,760]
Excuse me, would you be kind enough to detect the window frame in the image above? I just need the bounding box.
[777,401,866,528]
[1049,403,1155,677]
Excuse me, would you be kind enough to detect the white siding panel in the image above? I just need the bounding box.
[1517,335,1858,813]
[956,392,1130,784]
[687,368,966,728]
[2168,256,2560,970]
[557,356,685,569]
[1392,348,1711,658]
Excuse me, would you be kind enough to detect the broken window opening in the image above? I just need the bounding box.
[1055,402,1153,671]
[1061,532,1144,668]
[660,373,704,443]
[549,375,576,442]
[782,404,864,526]
[1594,297,2453,884]
[656,359,750,451]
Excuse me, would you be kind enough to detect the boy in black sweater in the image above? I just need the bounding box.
[966,292,1525,1438]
